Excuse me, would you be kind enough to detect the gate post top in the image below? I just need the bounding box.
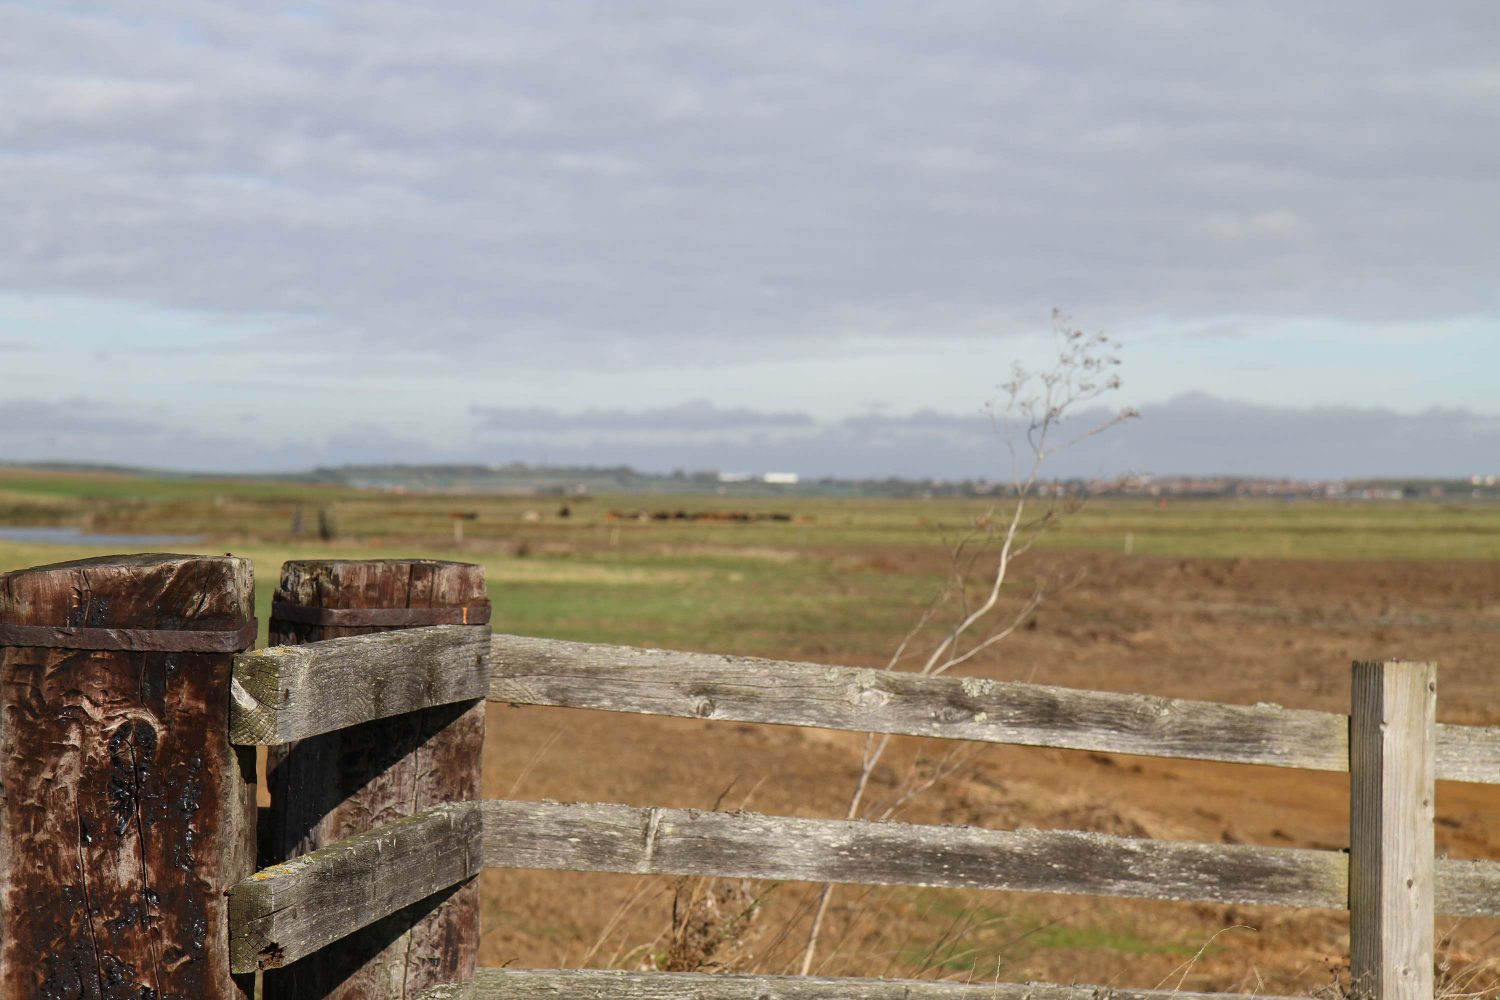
[0,552,254,626]
[1352,658,1437,677]
[275,557,485,595]
[272,560,487,641]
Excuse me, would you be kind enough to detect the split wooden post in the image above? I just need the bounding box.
[262,560,488,1000]
[0,554,257,999]
[1348,659,1436,1000]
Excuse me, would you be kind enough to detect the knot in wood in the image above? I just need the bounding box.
[846,683,891,709]
[935,703,972,723]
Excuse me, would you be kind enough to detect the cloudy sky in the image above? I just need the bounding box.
[1,2,1497,478]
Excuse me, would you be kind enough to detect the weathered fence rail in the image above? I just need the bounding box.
[220,791,1500,979]
[231,802,484,972]
[478,798,1350,908]
[486,634,1500,784]
[2,554,1495,1000]
[231,624,491,744]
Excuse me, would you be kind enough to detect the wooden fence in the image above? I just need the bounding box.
[0,554,1496,1000]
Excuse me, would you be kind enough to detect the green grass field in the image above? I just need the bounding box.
[5,466,1500,557]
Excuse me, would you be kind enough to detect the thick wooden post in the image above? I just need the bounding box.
[1349,659,1436,1000]
[263,560,487,1000]
[0,554,257,999]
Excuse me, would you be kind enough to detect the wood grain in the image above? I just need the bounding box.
[231,802,482,973]
[0,553,257,999]
[1434,722,1500,784]
[480,798,1499,917]
[489,635,1500,784]
[231,625,490,745]
[263,559,486,1000]
[481,799,1348,909]
[1348,661,1435,1000]
[443,967,1305,999]
[1434,857,1500,918]
[488,635,1349,771]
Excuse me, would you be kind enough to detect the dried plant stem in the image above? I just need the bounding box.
[797,313,1135,977]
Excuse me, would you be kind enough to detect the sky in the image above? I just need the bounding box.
[1,2,1497,479]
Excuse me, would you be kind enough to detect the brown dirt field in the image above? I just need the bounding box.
[478,551,1500,993]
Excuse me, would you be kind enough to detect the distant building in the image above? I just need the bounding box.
[762,472,800,485]
[717,472,754,483]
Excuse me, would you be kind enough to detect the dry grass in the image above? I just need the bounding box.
[1436,925,1500,1000]
[1306,930,1500,1000]
[657,878,765,973]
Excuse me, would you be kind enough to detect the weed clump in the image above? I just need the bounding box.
[657,877,762,973]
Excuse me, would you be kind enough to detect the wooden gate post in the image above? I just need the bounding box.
[0,554,257,999]
[1349,659,1436,1000]
[262,560,488,1000]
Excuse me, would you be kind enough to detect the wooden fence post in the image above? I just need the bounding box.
[1349,659,1436,1000]
[262,559,488,1000]
[0,553,257,998]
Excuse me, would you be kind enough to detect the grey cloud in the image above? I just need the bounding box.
[467,394,1500,480]
[471,400,815,433]
[0,396,284,472]
[4,391,1497,479]
[1095,394,1500,480]
[0,397,453,473]
[0,3,1495,368]
[0,397,166,437]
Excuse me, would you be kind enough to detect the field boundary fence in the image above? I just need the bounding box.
[0,554,1495,999]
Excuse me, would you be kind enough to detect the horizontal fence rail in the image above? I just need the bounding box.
[1433,857,1500,918]
[481,798,1500,917]
[229,802,482,973]
[231,624,490,744]
[481,799,1345,908]
[488,634,1500,784]
[1434,721,1500,784]
[420,968,1307,1000]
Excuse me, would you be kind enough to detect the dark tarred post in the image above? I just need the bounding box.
[0,553,257,999]
[262,559,487,1000]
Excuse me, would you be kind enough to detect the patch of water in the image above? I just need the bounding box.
[0,526,205,547]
